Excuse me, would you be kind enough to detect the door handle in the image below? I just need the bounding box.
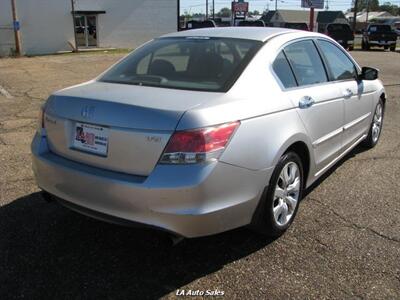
[343,89,353,99]
[299,96,315,109]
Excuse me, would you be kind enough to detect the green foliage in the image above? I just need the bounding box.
[217,7,231,17]
[379,2,400,15]
[351,0,400,15]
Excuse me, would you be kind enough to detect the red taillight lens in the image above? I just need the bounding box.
[160,121,240,164]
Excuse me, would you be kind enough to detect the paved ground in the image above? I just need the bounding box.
[0,50,399,299]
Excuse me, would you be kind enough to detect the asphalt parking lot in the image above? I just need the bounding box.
[0,49,399,299]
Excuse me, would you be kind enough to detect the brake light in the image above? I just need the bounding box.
[160,121,240,164]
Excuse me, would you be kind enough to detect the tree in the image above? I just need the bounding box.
[379,2,400,15]
[217,7,231,17]
[351,0,380,12]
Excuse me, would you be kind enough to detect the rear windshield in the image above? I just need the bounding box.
[100,37,262,92]
[285,23,308,30]
[369,25,392,32]
[327,24,351,32]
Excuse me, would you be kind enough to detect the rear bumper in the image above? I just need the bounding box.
[32,133,272,237]
[368,40,396,46]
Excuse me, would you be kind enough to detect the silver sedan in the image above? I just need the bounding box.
[32,28,385,238]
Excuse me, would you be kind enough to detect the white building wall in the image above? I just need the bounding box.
[0,0,177,56]
[0,0,17,56]
[93,0,177,49]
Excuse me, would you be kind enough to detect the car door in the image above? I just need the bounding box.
[316,39,373,149]
[274,40,345,174]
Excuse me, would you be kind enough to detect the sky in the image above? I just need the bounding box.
[180,0,400,14]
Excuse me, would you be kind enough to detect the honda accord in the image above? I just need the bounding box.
[32,28,385,238]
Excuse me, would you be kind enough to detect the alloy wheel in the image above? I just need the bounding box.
[273,162,301,226]
[372,103,383,143]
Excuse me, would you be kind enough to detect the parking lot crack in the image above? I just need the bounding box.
[308,197,400,244]
[0,85,13,99]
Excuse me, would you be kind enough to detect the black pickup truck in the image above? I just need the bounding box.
[325,23,354,50]
[362,24,397,51]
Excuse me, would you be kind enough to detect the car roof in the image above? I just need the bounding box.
[161,27,314,42]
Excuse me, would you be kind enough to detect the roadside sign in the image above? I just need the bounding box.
[301,0,324,9]
[232,1,249,14]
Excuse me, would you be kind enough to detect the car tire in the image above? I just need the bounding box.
[362,98,384,149]
[348,46,354,51]
[41,191,55,202]
[361,40,366,50]
[250,152,304,238]
[384,45,389,50]
[390,46,396,51]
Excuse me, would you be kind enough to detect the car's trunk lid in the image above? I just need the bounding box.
[44,81,223,176]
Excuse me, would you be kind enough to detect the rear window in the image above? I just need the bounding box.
[100,37,262,92]
[273,51,297,88]
[369,25,392,32]
[327,24,351,33]
[285,23,308,30]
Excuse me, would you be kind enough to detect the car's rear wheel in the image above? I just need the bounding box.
[361,40,366,50]
[390,45,396,51]
[251,152,303,237]
[362,40,370,50]
[363,99,384,148]
[384,45,389,50]
[348,45,354,51]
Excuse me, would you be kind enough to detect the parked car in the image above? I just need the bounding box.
[238,20,266,27]
[325,23,354,50]
[184,20,216,30]
[362,24,397,51]
[284,22,309,31]
[394,21,400,36]
[32,28,386,238]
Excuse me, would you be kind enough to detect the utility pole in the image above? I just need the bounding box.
[275,0,278,11]
[70,0,79,52]
[352,0,359,33]
[365,0,370,29]
[10,0,21,56]
[309,7,315,31]
[206,0,208,19]
[212,0,215,19]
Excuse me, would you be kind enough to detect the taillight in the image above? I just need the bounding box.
[160,121,240,164]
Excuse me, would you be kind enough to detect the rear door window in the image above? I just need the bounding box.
[272,51,297,88]
[283,40,328,87]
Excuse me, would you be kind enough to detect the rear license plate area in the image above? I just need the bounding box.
[72,122,109,156]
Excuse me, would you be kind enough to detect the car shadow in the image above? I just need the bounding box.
[0,145,369,299]
[303,145,369,198]
[0,191,274,299]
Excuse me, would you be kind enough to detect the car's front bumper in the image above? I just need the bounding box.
[32,133,272,237]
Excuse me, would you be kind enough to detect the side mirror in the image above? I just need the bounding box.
[359,67,379,80]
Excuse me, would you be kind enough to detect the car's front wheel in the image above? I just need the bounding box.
[251,152,304,237]
[363,99,384,148]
